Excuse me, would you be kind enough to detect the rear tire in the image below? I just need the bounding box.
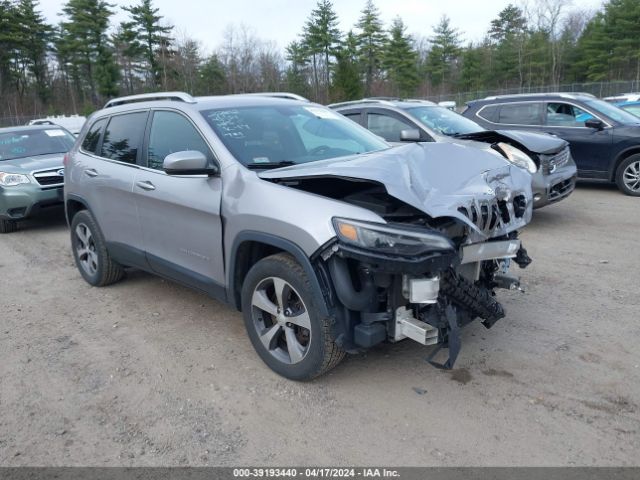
[615,154,640,196]
[70,210,124,286]
[241,253,345,380]
[0,219,17,234]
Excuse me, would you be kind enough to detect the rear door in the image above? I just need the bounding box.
[543,101,613,176]
[75,111,148,264]
[133,109,225,294]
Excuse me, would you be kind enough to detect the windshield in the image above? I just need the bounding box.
[620,104,640,118]
[201,105,389,167]
[0,128,75,161]
[407,106,485,136]
[583,99,640,124]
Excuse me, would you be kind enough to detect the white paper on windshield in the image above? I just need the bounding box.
[304,107,340,119]
[45,129,66,137]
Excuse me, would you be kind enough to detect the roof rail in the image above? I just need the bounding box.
[237,92,310,102]
[483,92,596,101]
[104,92,196,108]
[328,98,396,108]
[328,97,436,109]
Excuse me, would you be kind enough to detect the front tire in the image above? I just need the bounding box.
[615,154,640,196]
[241,253,345,380]
[70,210,124,286]
[0,219,17,234]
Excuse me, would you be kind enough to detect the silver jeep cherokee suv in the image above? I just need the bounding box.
[65,92,534,380]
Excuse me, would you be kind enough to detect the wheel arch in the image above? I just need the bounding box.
[65,194,92,226]
[227,232,330,316]
[611,147,640,181]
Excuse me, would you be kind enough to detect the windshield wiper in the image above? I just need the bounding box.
[245,161,296,170]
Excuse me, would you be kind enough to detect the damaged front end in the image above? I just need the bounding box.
[318,215,532,369]
[261,143,534,368]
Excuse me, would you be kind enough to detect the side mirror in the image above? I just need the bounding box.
[400,129,422,142]
[585,118,604,130]
[163,150,218,175]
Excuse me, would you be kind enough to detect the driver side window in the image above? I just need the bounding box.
[366,113,414,142]
[147,111,214,170]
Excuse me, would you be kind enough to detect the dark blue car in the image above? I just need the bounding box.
[463,93,640,196]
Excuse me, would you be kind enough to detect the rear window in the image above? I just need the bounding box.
[0,128,75,161]
[100,112,148,164]
[497,103,543,125]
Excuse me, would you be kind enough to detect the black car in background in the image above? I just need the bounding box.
[463,93,640,196]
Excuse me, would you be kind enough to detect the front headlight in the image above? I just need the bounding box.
[333,218,455,256]
[496,143,537,173]
[0,172,31,187]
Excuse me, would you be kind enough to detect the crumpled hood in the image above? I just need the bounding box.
[259,143,533,241]
[453,129,568,155]
[0,153,65,173]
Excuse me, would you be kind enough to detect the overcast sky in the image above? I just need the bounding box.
[38,0,605,54]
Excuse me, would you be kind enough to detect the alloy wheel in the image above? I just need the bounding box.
[250,276,312,365]
[623,160,640,192]
[75,223,98,276]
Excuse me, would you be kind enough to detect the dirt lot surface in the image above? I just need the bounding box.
[1,183,639,466]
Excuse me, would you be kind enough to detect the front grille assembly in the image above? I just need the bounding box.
[541,147,570,175]
[457,194,527,236]
[33,168,64,188]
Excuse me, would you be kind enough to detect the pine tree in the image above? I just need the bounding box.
[285,40,311,98]
[331,30,363,101]
[122,0,173,89]
[488,4,528,88]
[14,0,51,103]
[113,21,144,94]
[59,0,119,103]
[355,0,387,96]
[426,15,462,89]
[383,17,418,97]
[303,0,341,102]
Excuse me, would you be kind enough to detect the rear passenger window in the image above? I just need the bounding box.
[81,118,106,154]
[101,112,148,164]
[146,111,214,170]
[498,103,543,125]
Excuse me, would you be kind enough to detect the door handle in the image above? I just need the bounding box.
[84,168,98,177]
[136,180,156,191]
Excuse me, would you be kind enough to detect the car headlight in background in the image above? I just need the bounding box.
[333,218,454,256]
[495,143,537,174]
[0,172,31,187]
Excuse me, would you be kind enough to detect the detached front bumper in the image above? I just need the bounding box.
[0,184,64,220]
[532,158,577,209]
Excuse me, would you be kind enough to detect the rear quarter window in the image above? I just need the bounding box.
[100,112,148,164]
[81,118,107,154]
[476,105,499,123]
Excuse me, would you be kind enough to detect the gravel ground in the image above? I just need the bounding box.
[0,183,639,466]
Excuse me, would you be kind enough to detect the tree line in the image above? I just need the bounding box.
[1,0,640,120]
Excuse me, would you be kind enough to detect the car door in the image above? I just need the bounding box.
[75,111,148,265]
[543,101,613,177]
[133,109,224,295]
[364,109,425,143]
